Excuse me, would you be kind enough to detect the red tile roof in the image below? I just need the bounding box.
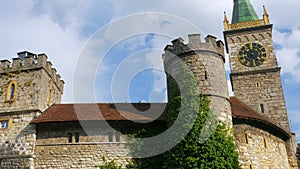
[230,96,290,138]
[230,97,272,123]
[30,103,160,123]
[31,97,290,140]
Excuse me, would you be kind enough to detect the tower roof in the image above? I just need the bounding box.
[232,0,259,24]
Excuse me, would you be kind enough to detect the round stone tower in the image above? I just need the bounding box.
[163,34,232,127]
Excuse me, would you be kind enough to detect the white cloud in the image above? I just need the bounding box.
[274,29,300,83]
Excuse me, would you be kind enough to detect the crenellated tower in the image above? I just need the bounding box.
[163,34,232,127]
[0,51,64,168]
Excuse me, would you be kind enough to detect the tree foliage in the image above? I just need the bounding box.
[129,64,240,169]
[100,63,240,168]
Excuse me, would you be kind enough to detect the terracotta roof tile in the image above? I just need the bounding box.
[230,96,271,122]
[30,103,164,123]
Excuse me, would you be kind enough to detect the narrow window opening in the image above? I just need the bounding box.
[75,133,79,143]
[10,84,15,100]
[47,80,53,106]
[244,133,249,144]
[108,133,113,142]
[67,133,73,143]
[249,164,253,169]
[204,71,208,80]
[256,82,261,88]
[263,138,267,148]
[115,133,120,142]
[260,104,265,113]
[6,81,17,101]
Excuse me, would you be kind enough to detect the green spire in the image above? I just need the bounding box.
[232,0,259,24]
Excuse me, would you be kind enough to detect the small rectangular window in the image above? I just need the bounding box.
[108,133,113,142]
[263,138,267,148]
[0,121,8,129]
[115,133,120,142]
[249,164,253,169]
[67,133,73,143]
[260,104,265,113]
[75,133,80,143]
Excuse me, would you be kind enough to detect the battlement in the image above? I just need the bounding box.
[0,51,64,92]
[164,34,225,60]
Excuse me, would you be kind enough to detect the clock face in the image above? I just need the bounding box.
[238,43,267,67]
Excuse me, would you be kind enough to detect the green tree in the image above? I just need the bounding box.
[101,63,240,169]
[129,63,240,169]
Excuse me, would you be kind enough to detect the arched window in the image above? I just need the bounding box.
[10,84,15,100]
[6,81,17,101]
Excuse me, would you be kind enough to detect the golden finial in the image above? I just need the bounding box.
[263,5,270,24]
[224,12,229,30]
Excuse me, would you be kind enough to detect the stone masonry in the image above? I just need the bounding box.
[163,34,232,127]
[234,123,290,169]
[0,52,64,169]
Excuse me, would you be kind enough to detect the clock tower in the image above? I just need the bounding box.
[223,0,291,132]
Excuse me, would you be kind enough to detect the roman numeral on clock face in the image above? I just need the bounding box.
[238,43,268,67]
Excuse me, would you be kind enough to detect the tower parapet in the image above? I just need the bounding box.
[165,34,225,61]
[164,34,232,127]
[0,52,64,93]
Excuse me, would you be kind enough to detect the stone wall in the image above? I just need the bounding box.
[35,143,130,169]
[163,34,232,127]
[0,53,64,168]
[0,61,63,113]
[0,111,38,169]
[34,122,133,168]
[231,70,290,131]
[234,123,290,169]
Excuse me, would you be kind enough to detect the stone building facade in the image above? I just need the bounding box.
[224,0,298,168]
[0,0,298,168]
[0,52,64,168]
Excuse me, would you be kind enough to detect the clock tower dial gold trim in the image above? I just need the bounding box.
[238,42,267,67]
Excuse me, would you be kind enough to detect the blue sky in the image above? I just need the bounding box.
[0,0,299,142]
